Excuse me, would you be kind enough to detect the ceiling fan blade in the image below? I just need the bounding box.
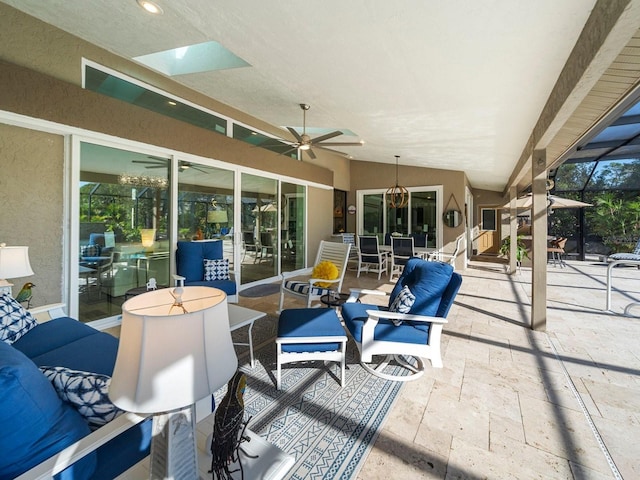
[191,166,210,174]
[132,160,164,165]
[315,141,364,147]
[287,127,304,143]
[313,145,350,156]
[306,148,317,160]
[279,147,299,157]
[309,131,343,144]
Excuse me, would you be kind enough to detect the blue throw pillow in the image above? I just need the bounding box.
[388,285,415,325]
[40,366,123,431]
[204,258,230,281]
[0,292,38,344]
[81,244,101,257]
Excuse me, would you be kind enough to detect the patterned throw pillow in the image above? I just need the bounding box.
[311,260,339,288]
[39,366,123,431]
[204,258,230,281]
[0,292,38,344]
[80,244,101,257]
[388,285,416,326]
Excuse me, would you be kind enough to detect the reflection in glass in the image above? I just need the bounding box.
[281,182,306,271]
[241,173,278,284]
[78,143,170,322]
[363,194,385,243]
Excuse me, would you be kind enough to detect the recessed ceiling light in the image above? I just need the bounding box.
[137,0,163,15]
[167,100,177,106]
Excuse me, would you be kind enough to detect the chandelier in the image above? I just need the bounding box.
[386,155,408,208]
[118,173,168,188]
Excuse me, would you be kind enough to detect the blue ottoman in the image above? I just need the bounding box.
[276,308,347,390]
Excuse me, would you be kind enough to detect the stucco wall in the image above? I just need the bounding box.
[0,123,64,306]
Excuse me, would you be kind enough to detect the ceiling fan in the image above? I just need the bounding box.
[132,156,210,174]
[283,104,364,160]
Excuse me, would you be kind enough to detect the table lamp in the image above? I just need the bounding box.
[207,210,228,234]
[0,243,34,297]
[109,286,238,479]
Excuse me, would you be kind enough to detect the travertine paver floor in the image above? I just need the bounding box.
[353,259,640,480]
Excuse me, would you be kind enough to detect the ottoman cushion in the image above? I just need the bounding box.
[278,308,344,353]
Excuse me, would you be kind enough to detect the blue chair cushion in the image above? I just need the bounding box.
[176,240,236,297]
[183,279,237,297]
[0,341,96,480]
[13,317,119,376]
[341,302,429,345]
[278,308,345,353]
[388,258,458,317]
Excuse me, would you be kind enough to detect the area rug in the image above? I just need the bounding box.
[225,316,407,480]
[239,283,281,298]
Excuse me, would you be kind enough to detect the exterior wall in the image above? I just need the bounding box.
[0,123,64,305]
[306,187,334,264]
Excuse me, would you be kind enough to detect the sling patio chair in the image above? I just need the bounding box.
[278,240,351,311]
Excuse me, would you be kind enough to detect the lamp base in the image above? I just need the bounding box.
[150,404,198,480]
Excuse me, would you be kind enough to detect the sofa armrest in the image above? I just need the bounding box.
[28,303,67,321]
[15,412,148,480]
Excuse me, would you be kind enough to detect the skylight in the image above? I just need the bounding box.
[133,41,250,76]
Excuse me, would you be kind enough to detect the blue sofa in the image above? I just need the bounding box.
[176,240,238,302]
[0,305,151,480]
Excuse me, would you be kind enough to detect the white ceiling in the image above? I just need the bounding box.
[3,0,600,191]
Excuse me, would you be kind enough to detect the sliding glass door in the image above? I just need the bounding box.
[240,173,278,284]
[77,143,170,322]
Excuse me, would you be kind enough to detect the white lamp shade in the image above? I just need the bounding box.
[0,245,34,279]
[207,210,228,224]
[109,286,238,414]
[140,228,156,247]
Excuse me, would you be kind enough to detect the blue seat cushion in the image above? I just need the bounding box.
[184,279,237,297]
[0,341,96,480]
[278,308,345,353]
[341,302,429,345]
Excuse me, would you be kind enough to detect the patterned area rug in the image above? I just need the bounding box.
[226,314,406,480]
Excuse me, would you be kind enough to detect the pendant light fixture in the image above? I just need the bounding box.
[386,155,409,208]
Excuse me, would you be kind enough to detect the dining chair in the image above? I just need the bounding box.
[390,236,416,280]
[357,235,388,280]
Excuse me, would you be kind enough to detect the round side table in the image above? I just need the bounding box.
[320,292,350,309]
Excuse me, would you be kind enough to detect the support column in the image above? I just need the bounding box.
[531,150,548,331]
[509,186,518,275]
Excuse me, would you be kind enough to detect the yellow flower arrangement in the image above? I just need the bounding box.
[311,260,339,288]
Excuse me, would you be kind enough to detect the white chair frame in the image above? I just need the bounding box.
[345,289,448,382]
[278,240,351,311]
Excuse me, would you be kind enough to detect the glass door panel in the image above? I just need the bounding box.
[281,182,306,271]
[177,161,235,267]
[240,173,278,284]
[363,193,385,244]
[78,143,170,322]
[410,191,437,248]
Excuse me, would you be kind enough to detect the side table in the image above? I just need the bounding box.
[320,292,350,309]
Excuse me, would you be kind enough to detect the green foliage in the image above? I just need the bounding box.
[499,235,529,262]
[589,192,640,253]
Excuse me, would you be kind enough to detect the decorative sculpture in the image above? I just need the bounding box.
[210,370,253,480]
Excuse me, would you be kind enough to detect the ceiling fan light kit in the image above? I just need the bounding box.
[283,103,363,160]
[387,155,409,208]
